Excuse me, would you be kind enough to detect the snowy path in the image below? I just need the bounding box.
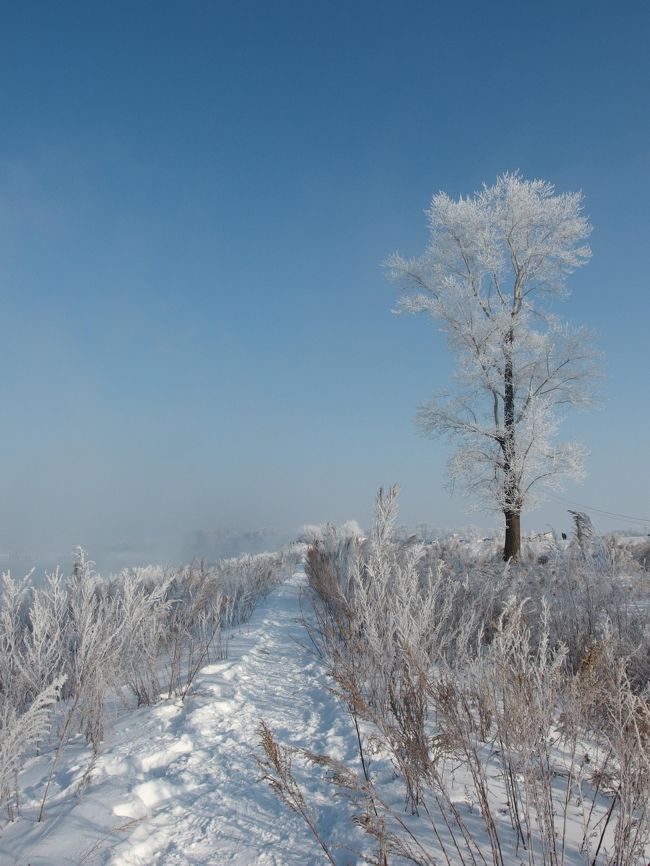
[3,572,361,866]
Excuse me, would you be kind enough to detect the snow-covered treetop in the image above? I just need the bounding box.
[386,172,599,518]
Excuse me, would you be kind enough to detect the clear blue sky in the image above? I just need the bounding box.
[1,0,648,569]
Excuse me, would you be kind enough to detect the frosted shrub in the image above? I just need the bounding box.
[217,552,286,626]
[470,599,569,864]
[64,549,129,749]
[511,539,648,676]
[111,566,173,706]
[16,570,68,704]
[163,561,227,700]
[0,678,65,820]
[567,632,650,866]
[0,573,32,712]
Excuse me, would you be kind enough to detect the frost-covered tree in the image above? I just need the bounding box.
[386,173,598,560]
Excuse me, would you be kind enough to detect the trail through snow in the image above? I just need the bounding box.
[2,571,361,866]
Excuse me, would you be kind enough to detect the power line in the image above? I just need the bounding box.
[545,492,650,527]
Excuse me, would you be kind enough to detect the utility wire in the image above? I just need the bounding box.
[545,492,650,527]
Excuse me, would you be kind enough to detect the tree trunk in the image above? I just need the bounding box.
[502,323,521,562]
[503,510,521,561]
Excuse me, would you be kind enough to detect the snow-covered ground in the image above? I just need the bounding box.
[0,570,362,866]
[3,557,649,866]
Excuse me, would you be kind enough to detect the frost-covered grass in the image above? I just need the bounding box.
[0,546,297,825]
[265,490,650,865]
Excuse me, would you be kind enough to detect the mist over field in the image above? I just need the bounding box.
[0,528,296,580]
